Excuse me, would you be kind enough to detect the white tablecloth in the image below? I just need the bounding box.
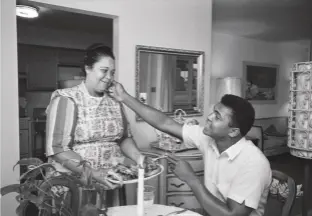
[107,204,203,216]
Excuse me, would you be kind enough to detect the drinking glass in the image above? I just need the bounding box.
[143,185,155,207]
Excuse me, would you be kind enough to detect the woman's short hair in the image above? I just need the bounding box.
[221,94,255,136]
[83,43,115,74]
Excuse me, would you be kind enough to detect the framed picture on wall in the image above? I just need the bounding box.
[243,61,279,104]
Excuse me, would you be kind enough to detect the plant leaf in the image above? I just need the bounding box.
[19,163,56,181]
[0,184,21,196]
[15,194,24,203]
[13,158,43,171]
[15,201,29,216]
[39,201,73,216]
[27,193,44,205]
[21,181,41,193]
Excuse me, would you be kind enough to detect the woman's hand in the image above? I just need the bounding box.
[136,154,145,168]
[109,81,127,102]
[137,155,157,169]
[92,168,123,190]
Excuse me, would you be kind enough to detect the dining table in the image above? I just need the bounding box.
[106,204,203,216]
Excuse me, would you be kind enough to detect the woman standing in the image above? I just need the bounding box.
[45,43,145,206]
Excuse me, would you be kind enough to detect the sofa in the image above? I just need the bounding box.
[246,117,289,157]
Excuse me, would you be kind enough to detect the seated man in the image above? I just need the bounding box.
[110,81,272,216]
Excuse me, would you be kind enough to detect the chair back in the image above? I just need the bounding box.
[246,125,264,151]
[264,170,296,216]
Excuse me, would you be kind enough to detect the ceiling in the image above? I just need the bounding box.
[16,0,312,42]
[16,0,113,34]
[213,0,312,41]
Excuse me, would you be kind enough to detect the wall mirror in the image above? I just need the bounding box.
[135,45,205,121]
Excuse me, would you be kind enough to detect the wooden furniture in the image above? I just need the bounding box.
[245,136,260,148]
[107,204,203,216]
[19,117,32,174]
[30,120,47,161]
[246,121,289,156]
[141,148,205,215]
[255,117,289,156]
[19,117,47,169]
[246,125,264,151]
[264,170,296,216]
[19,117,31,159]
[27,46,58,91]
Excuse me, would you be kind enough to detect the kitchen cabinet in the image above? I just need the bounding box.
[57,49,85,66]
[19,118,31,158]
[166,156,204,214]
[19,129,30,157]
[19,118,31,174]
[18,44,29,73]
[27,46,58,90]
[17,44,86,91]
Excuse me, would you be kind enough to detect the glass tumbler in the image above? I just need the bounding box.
[143,185,155,207]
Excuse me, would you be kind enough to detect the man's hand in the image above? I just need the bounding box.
[92,168,123,190]
[109,81,127,102]
[173,159,198,183]
[185,119,199,125]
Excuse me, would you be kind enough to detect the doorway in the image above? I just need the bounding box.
[16,0,116,169]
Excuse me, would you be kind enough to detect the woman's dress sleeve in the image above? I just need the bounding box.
[46,96,78,156]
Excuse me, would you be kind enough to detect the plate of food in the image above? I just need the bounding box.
[106,162,164,184]
[150,141,197,153]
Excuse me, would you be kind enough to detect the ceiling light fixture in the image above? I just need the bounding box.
[16,5,39,18]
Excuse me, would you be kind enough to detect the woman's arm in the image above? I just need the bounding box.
[119,137,143,165]
[118,104,144,165]
[46,96,81,172]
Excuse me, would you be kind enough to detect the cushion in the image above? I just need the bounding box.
[264,125,286,137]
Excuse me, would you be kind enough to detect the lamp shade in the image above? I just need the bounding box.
[216,77,242,102]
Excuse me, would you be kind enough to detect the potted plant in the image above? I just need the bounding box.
[1,158,108,216]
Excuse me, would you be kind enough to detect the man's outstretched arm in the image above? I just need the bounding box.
[110,81,183,139]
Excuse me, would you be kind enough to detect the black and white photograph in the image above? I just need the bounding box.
[1,0,312,216]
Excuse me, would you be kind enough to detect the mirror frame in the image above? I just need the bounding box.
[135,45,205,121]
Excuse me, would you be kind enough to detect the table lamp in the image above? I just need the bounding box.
[216,77,242,102]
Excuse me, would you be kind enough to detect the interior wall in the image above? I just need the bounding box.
[30,0,213,145]
[18,25,113,49]
[1,0,20,215]
[1,0,212,213]
[210,32,309,118]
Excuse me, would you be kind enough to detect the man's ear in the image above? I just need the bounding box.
[229,127,240,138]
[85,66,91,74]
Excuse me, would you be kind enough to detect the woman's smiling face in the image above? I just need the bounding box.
[85,56,115,94]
